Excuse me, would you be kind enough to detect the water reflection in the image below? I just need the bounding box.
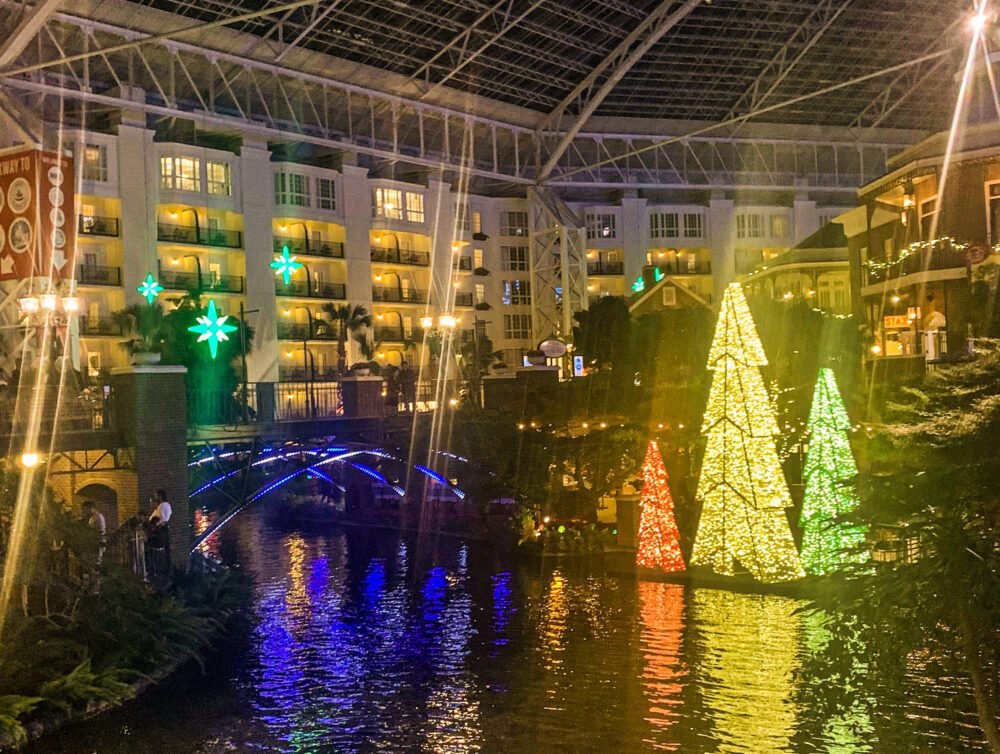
[638,582,686,750]
[32,515,987,753]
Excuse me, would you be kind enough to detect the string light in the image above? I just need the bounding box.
[799,368,870,575]
[636,440,685,573]
[691,283,805,583]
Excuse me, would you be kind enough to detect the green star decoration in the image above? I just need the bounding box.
[137,273,164,304]
[188,299,238,360]
[271,245,303,285]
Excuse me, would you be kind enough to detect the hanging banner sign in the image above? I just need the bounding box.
[882,314,910,329]
[0,146,76,281]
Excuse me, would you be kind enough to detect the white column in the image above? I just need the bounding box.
[426,176,455,314]
[620,192,647,285]
[116,119,157,306]
[240,136,278,382]
[793,199,819,244]
[708,194,735,301]
[340,163,374,365]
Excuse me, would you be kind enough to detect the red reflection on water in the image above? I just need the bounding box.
[193,509,220,558]
[638,581,686,750]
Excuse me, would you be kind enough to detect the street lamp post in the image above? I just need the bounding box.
[181,253,203,290]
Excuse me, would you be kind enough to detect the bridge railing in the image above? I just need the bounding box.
[190,381,345,425]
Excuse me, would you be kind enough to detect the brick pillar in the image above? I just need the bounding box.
[340,376,384,418]
[111,365,190,566]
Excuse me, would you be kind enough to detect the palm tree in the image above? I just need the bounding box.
[321,303,372,374]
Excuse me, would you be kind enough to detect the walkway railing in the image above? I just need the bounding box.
[273,236,345,259]
[191,381,343,424]
[157,222,243,249]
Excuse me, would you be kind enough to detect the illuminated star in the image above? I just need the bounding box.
[270,245,303,285]
[187,299,238,360]
[137,273,163,304]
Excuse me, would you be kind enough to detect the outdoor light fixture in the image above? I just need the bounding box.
[61,296,80,313]
[870,344,883,355]
[891,294,901,304]
[448,398,459,407]
[420,316,434,329]
[971,10,989,32]
[40,294,58,311]
[17,297,39,314]
[438,314,457,329]
[20,452,39,468]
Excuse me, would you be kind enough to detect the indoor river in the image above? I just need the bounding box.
[31,511,986,753]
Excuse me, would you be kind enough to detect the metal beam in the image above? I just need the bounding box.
[420,0,547,100]
[274,0,346,63]
[0,0,63,69]
[537,0,703,182]
[724,0,854,119]
[406,0,508,85]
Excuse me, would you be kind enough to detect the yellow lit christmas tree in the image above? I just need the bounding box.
[690,283,805,583]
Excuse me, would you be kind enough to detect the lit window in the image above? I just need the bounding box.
[472,211,483,235]
[503,313,532,340]
[474,248,484,269]
[502,280,532,306]
[586,212,617,240]
[82,144,108,182]
[405,192,425,223]
[736,213,762,239]
[683,213,704,238]
[206,161,231,196]
[475,283,486,304]
[275,172,310,207]
[500,211,528,236]
[373,188,403,220]
[502,245,528,271]
[316,177,336,210]
[650,212,678,239]
[160,156,201,192]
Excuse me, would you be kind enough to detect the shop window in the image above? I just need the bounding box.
[82,144,108,182]
[275,172,310,206]
[316,177,336,210]
[373,187,403,219]
[503,313,532,339]
[500,211,529,236]
[160,155,200,192]
[502,245,528,271]
[206,161,231,196]
[650,212,679,239]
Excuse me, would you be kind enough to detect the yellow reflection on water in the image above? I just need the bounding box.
[639,581,687,751]
[694,589,801,753]
[539,571,569,675]
[285,533,308,619]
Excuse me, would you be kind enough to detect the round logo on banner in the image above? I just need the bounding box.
[49,207,65,227]
[538,338,568,358]
[0,185,5,214]
[8,218,32,254]
[8,178,30,214]
[48,187,64,207]
[53,228,66,249]
[0,225,6,254]
[47,166,64,186]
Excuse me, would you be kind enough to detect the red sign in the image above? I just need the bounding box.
[0,146,76,281]
[883,314,910,329]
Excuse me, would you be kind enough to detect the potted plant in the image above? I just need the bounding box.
[526,349,546,367]
[112,302,166,365]
[473,266,490,276]
[474,301,492,311]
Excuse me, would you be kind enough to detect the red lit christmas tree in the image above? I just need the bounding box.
[636,439,686,572]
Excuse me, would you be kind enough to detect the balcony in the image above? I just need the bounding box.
[370,247,430,267]
[372,286,428,304]
[77,264,122,287]
[277,321,339,341]
[78,215,120,238]
[455,292,474,307]
[374,326,422,343]
[272,236,345,260]
[157,222,242,249]
[278,366,340,382]
[79,317,123,337]
[275,280,346,300]
[865,241,970,285]
[587,260,624,276]
[161,270,245,294]
[453,256,473,271]
[654,259,712,275]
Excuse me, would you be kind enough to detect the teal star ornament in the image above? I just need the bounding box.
[137,273,164,304]
[271,245,303,285]
[188,299,238,359]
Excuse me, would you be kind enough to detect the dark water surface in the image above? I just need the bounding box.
[32,512,985,753]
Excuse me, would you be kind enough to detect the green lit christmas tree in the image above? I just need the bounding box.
[799,368,869,575]
[690,283,804,583]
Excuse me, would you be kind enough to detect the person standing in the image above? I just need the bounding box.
[399,362,417,413]
[146,489,172,579]
[384,364,401,416]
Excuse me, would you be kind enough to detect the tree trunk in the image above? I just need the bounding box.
[960,604,1000,753]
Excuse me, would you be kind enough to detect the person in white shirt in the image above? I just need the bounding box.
[149,488,172,525]
[81,500,106,536]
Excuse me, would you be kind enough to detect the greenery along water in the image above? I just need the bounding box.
[31,511,985,754]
